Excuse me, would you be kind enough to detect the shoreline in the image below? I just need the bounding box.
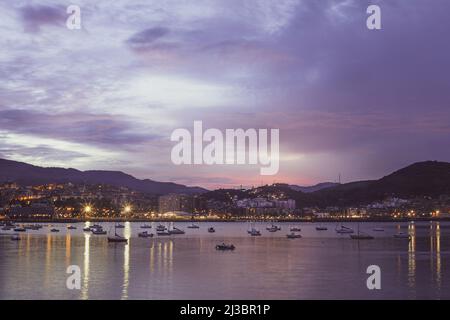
[2,217,450,223]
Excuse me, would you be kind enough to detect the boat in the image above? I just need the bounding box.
[249,228,261,236]
[187,223,200,229]
[107,225,128,243]
[156,224,167,232]
[13,227,26,232]
[115,224,125,229]
[315,226,328,231]
[91,228,107,235]
[335,225,354,234]
[157,230,171,236]
[393,232,410,239]
[11,234,20,241]
[215,243,235,251]
[290,226,302,232]
[266,224,281,232]
[67,225,77,230]
[50,228,60,233]
[140,224,152,229]
[138,231,154,238]
[208,227,215,233]
[83,227,91,232]
[373,228,385,232]
[169,227,185,235]
[350,223,374,240]
[286,232,302,239]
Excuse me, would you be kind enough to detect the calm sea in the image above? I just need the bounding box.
[0,221,448,299]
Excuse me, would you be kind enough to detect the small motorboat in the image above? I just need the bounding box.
[50,228,60,233]
[266,225,278,232]
[286,232,302,239]
[11,234,20,241]
[156,224,167,232]
[335,225,354,234]
[290,226,302,232]
[393,232,410,239]
[373,228,385,232]
[91,228,107,235]
[187,223,200,229]
[208,227,215,233]
[67,225,77,230]
[138,231,154,238]
[115,224,125,229]
[315,226,328,231]
[169,227,185,235]
[249,229,261,236]
[215,243,235,251]
[14,227,26,232]
[140,224,152,229]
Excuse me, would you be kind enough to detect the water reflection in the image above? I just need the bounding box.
[121,222,131,300]
[81,232,90,300]
[407,222,416,293]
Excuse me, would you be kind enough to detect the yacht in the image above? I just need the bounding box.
[91,227,107,235]
[286,232,302,239]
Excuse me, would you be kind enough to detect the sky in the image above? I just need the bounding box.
[1,0,450,189]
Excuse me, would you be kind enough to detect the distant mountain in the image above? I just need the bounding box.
[289,182,340,193]
[0,158,207,195]
[201,161,450,208]
[304,161,450,207]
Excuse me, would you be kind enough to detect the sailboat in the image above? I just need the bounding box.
[350,223,374,240]
[168,222,185,235]
[107,225,128,243]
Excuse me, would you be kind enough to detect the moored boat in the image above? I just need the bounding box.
[335,225,354,234]
[286,232,302,239]
[208,227,215,233]
[215,243,235,250]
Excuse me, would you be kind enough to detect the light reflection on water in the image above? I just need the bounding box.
[1,221,450,299]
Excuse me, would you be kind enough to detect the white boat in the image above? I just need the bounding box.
[187,223,200,229]
[91,227,107,235]
[266,225,278,232]
[156,224,167,232]
[286,232,302,239]
[335,225,354,234]
[157,230,171,236]
[169,227,185,235]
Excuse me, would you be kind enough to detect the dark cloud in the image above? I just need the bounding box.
[19,4,65,32]
[126,27,171,50]
[0,109,158,149]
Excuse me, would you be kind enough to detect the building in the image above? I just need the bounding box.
[159,194,193,214]
[7,204,55,220]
